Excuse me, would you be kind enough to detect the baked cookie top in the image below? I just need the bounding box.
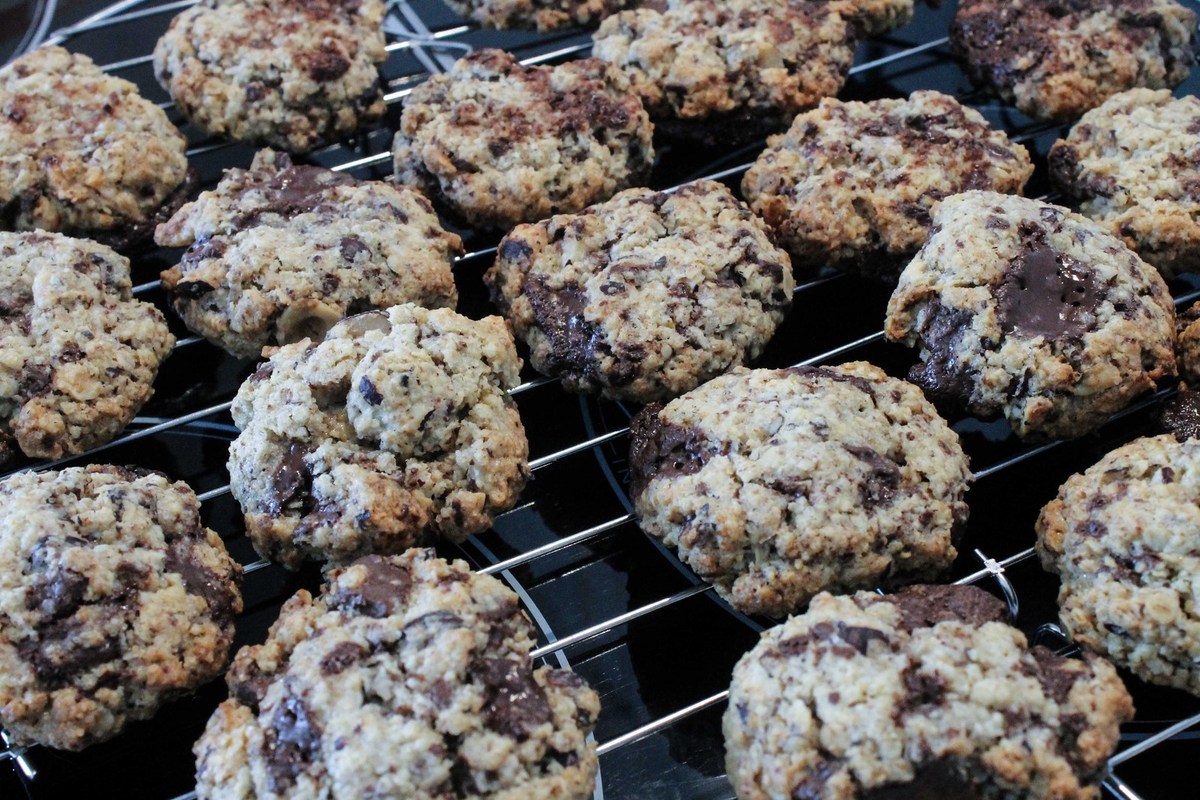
[153,0,387,153]
[156,150,460,359]
[444,0,636,30]
[591,0,853,127]
[484,180,794,403]
[723,585,1134,800]
[827,0,914,36]
[194,549,599,800]
[1050,88,1200,279]
[628,362,971,617]
[0,46,193,250]
[393,48,654,228]
[0,231,175,463]
[951,0,1196,121]
[885,191,1177,440]
[1038,434,1200,696]
[0,465,242,751]
[228,304,528,569]
[742,91,1033,276]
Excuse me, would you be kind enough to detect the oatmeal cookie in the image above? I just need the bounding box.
[445,0,636,30]
[828,0,914,36]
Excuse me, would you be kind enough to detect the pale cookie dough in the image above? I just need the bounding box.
[484,180,794,403]
[0,46,194,250]
[724,584,1134,800]
[0,232,175,463]
[1050,89,1200,278]
[885,191,1177,440]
[742,91,1033,276]
[951,0,1196,121]
[1038,435,1200,696]
[194,549,599,800]
[445,0,636,30]
[154,0,387,153]
[228,304,529,569]
[394,48,654,228]
[628,362,971,618]
[156,150,460,359]
[0,465,242,751]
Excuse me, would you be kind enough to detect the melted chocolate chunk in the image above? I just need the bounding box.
[523,276,607,386]
[266,694,322,792]
[237,155,358,227]
[785,365,876,395]
[230,662,274,710]
[319,641,367,676]
[861,759,983,800]
[628,404,724,498]
[21,363,53,397]
[474,657,552,739]
[164,540,237,622]
[300,48,351,82]
[332,555,413,618]
[845,445,902,509]
[898,667,947,715]
[498,237,534,264]
[995,244,1102,340]
[26,565,88,621]
[1159,386,1200,442]
[338,236,370,263]
[268,443,311,516]
[1029,646,1081,705]
[778,621,889,658]
[908,301,976,400]
[20,616,122,688]
[882,585,1007,632]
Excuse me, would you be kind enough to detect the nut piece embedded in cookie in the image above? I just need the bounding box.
[0,46,194,250]
[885,191,1177,440]
[228,304,529,569]
[627,362,971,617]
[1050,89,1200,279]
[194,549,599,800]
[393,48,654,229]
[0,465,242,750]
[0,231,175,463]
[156,150,460,358]
[484,180,794,403]
[153,0,387,153]
[950,0,1196,122]
[724,585,1134,800]
[444,0,637,30]
[742,91,1033,278]
[1037,435,1200,696]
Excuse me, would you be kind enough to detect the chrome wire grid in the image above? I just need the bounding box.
[2,1,1200,798]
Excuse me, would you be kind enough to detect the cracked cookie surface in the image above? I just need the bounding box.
[885,191,1177,440]
[485,180,793,403]
[0,465,242,750]
[0,46,193,250]
[742,91,1033,277]
[194,549,599,800]
[0,231,175,463]
[228,304,528,569]
[154,0,387,153]
[393,48,653,229]
[724,585,1133,800]
[628,362,971,617]
[1038,434,1200,696]
[157,150,460,358]
[445,0,636,30]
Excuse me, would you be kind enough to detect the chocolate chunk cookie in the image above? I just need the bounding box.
[1038,435,1200,696]
[194,549,599,800]
[951,0,1196,122]
[628,362,971,617]
[742,91,1033,277]
[592,0,854,144]
[156,150,460,359]
[393,48,654,228]
[0,46,194,250]
[724,585,1134,800]
[445,0,635,30]
[0,232,175,463]
[0,465,242,750]
[1050,89,1200,278]
[885,191,1177,440]
[484,180,794,403]
[228,304,528,569]
[154,0,387,153]
[829,0,914,36]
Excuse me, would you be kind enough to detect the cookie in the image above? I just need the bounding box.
[591,0,854,144]
[1050,89,1200,279]
[228,304,528,569]
[444,0,635,30]
[154,0,387,153]
[484,180,794,403]
[742,91,1033,277]
[885,191,1177,440]
[1177,300,1200,385]
[194,549,599,800]
[1037,434,1200,696]
[724,584,1134,800]
[628,362,971,618]
[0,465,242,750]
[156,150,460,359]
[0,231,175,463]
[950,0,1196,122]
[0,46,194,251]
[829,0,914,36]
[393,48,654,229]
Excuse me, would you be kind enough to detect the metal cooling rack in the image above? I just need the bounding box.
[2,1,1200,798]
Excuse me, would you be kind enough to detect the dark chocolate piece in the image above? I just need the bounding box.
[474,657,552,739]
[332,555,413,618]
[995,244,1101,340]
[882,584,1008,632]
